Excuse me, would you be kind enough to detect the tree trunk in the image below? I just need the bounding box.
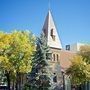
[16,72,18,90]
[12,79,15,90]
[16,72,21,90]
[5,71,10,90]
[18,73,21,90]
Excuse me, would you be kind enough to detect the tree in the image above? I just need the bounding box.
[0,32,14,89]
[28,33,51,90]
[79,45,90,64]
[66,55,90,86]
[0,31,35,90]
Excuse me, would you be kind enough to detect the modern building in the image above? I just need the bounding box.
[66,43,90,52]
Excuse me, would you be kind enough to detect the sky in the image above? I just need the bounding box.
[0,0,90,48]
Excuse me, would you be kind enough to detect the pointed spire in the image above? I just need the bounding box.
[42,10,62,49]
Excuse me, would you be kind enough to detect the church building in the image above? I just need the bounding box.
[42,10,74,73]
[41,7,90,89]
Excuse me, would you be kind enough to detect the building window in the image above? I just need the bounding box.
[57,54,59,61]
[53,54,55,61]
[51,29,55,41]
[51,29,53,36]
[66,45,70,51]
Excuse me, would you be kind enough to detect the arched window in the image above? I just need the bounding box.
[51,29,55,41]
[51,29,53,36]
[57,54,59,61]
[53,54,55,61]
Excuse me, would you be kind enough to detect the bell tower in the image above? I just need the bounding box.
[42,10,62,49]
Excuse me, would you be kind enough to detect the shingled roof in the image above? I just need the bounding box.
[60,50,75,70]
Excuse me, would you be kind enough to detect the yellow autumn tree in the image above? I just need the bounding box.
[79,45,90,64]
[66,55,90,86]
[0,31,35,90]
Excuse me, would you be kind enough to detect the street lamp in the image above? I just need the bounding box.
[61,70,65,90]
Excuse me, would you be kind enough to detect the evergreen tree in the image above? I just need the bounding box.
[28,32,51,90]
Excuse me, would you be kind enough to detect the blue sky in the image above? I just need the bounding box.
[0,0,90,47]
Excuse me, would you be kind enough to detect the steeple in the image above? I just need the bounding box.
[42,10,62,49]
